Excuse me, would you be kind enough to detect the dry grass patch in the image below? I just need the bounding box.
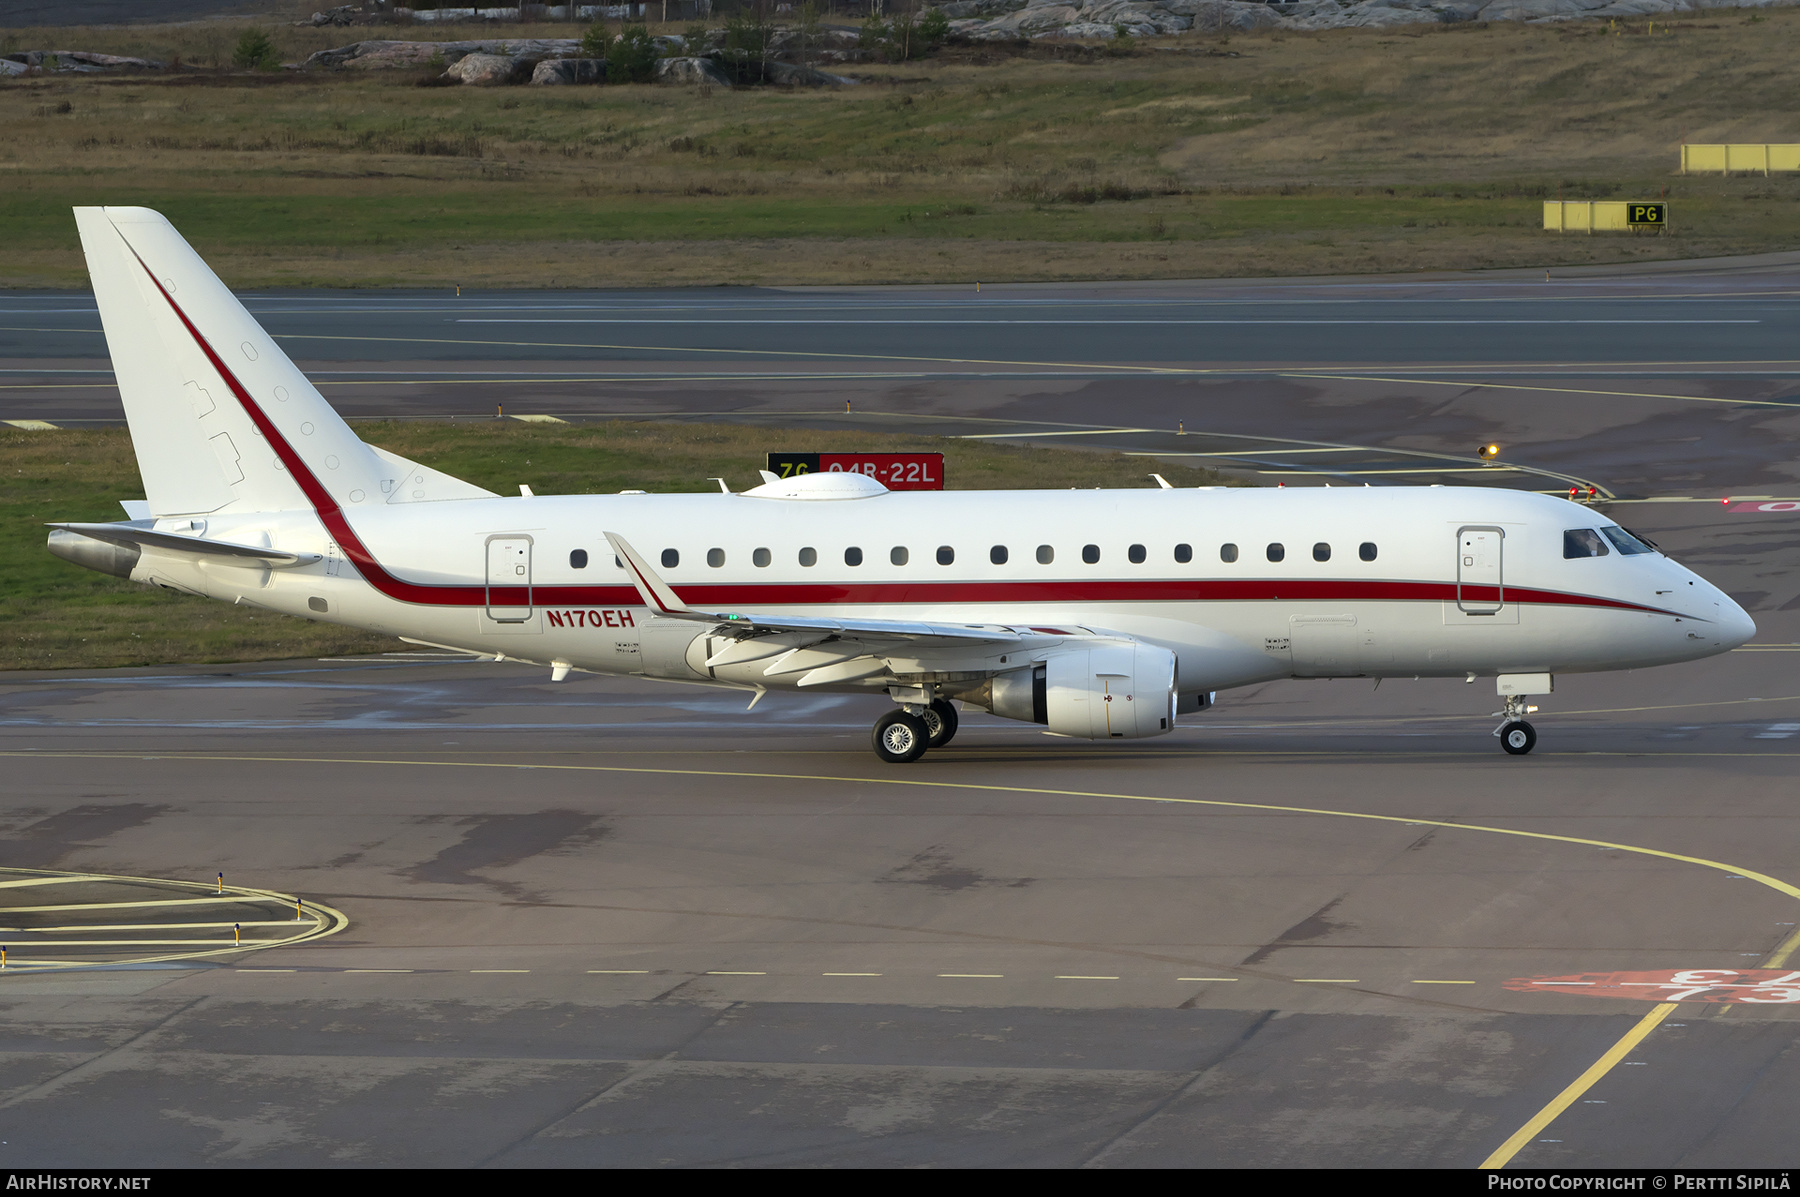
[0,12,1797,285]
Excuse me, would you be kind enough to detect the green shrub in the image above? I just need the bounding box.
[718,9,775,83]
[858,17,891,55]
[724,9,774,59]
[683,23,711,51]
[860,12,943,62]
[231,29,280,71]
[795,2,824,63]
[579,20,611,59]
[606,24,660,84]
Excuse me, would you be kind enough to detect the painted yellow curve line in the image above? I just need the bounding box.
[5,750,1795,903]
[8,749,1796,1163]
[0,864,349,974]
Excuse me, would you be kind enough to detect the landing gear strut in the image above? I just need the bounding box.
[1496,694,1537,756]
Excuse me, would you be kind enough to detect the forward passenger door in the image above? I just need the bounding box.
[1456,526,1504,615]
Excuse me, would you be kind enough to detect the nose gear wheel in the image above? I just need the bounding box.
[1499,721,1537,755]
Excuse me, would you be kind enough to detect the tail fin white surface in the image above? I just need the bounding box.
[76,206,492,518]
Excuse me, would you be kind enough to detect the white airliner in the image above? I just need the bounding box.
[47,207,1756,761]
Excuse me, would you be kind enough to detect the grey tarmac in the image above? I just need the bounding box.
[3,258,1799,1167]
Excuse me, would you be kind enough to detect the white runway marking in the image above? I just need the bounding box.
[456,318,1759,327]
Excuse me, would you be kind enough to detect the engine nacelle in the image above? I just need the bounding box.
[990,641,1177,740]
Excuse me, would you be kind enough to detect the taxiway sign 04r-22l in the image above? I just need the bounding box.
[46,207,1756,762]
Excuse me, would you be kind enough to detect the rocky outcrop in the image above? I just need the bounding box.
[304,38,579,70]
[530,57,605,84]
[942,0,1798,37]
[654,56,734,86]
[1,50,167,72]
[443,51,529,84]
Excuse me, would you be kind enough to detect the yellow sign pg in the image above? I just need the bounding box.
[1628,202,1667,226]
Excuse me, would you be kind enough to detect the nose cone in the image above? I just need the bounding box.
[1718,597,1757,651]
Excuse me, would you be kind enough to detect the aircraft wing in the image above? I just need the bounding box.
[603,531,1024,648]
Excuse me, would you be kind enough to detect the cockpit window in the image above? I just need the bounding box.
[1563,529,1610,559]
[1601,526,1657,556]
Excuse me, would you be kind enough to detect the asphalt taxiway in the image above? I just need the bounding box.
[3,261,1799,1167]
[9,258,1800,496]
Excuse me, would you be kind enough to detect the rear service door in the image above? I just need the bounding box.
[485,535,533,622]
[1456,526,1504,614]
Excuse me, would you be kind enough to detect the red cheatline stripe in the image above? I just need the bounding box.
[132,247,1687,622]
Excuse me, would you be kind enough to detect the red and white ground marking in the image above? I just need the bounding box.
[1726,500,1800,513]
[1505,969,1800,1003]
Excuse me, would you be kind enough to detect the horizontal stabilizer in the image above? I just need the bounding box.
[48,522,321,567]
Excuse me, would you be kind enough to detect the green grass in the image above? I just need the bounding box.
[2,13,1799,284]
[2,420,1229,671]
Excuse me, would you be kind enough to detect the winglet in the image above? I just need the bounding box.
[604,532,688,615]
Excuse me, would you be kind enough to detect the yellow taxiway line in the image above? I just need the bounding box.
[1478,1003,1679,1170]
[6,748,1795,1166]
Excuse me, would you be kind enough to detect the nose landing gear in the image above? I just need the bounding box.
[1495,694,1538,756]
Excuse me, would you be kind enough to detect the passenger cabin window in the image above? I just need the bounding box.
[1564,529,1610,559]
[1220,543,1239,563]
[1602,526,1657,556]
[753,548,771,568]
[1128,544,1146,564]
[1174,543,1192,564]
[707,548,725,568]
[1036,545,1054,565]
[661,549,680,568]
[891,546,909,566]
[569,549,588,569]
[1082,544,1101,564]
[1266,543,1285,563]
[798,547,817,567]
[845,547,864,566]
[991,545,1008,565]
[1359,542,1377,562]
[1313,542,1330,563]
[937,546,955,565]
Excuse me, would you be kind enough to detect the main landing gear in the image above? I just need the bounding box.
[1496,694,1538,756]
[872,698,958,764]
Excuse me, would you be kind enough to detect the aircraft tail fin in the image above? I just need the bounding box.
[75,206,493,518]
